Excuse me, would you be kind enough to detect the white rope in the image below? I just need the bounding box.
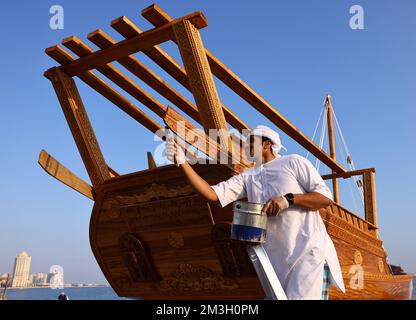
[315,104,328,170]
[331,106,364,203]
[331,107,364,204]
[306,103,325,160]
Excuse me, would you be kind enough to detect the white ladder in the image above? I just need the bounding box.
[247,244,288,300]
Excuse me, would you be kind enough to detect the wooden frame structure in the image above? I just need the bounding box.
[40,3,413,300]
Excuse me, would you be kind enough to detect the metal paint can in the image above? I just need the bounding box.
[231,201,267,244]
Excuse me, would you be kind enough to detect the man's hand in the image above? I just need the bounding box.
[166,135,186,166]
[262,196,289,216]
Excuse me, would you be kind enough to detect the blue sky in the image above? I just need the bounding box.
[0,0,415,284]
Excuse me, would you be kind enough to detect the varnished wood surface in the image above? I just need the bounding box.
[45,67,111,188]
[141,4,346,174]
[38,149,94,200]
[61,11,207,76]
[89,164,413,300]
[110,16,249,132]
[173,20,231,152]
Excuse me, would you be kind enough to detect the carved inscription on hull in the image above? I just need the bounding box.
[120,195,212,231]
[158,263,239,292]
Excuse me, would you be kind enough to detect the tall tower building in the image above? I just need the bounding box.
[11,251,31,288]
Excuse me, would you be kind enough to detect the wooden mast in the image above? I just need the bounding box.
[325,95,340,203]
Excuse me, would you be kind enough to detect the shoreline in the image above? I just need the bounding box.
[4,285,110,290]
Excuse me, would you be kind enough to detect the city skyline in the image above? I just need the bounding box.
[1,250,105,288]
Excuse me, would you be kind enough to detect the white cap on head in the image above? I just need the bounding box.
[247,125,282,156]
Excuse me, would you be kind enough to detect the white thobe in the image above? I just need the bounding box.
[211,154,346,299]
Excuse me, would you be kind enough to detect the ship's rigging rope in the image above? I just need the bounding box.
[307,98,364,213]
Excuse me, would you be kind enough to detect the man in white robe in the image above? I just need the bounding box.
[166,125,345,299]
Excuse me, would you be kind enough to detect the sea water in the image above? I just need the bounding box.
[2,287,131,300]
[2,280,415,300]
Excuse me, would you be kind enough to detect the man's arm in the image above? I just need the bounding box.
[292,192,332,210]
[262,192,332,216]
[179,161,218,202]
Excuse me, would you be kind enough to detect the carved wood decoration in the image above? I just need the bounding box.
[211,222,256,277]
[173,20,232,154]
[44,67,111,188]
[157,263,239,292]
[118,233,160,282]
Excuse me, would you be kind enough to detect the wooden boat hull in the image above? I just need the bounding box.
[90,163,413,300]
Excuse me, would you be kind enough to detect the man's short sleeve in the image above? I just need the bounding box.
[289,155,333,201]
[210,173,247,208]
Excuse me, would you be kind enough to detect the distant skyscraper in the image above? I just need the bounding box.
[11,251,31,288]
[32,272,48,285]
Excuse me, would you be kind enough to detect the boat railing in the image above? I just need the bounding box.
[322,168,378,237]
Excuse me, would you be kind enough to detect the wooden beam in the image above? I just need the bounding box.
[325,95,340,202]
[60,11,207,77]
[110,16,249,132]
[363,170,378,235]
[147,152,157,169]
[62,36,166,119]
[45,46,199,162]
[38,149,94,200]
[173,19,231,152]
[87,29,201,125]
[44,67,111,187]
[164,106,247,170]
[45,45,162,134]
[107,166,120,178]
[321,168,375,180]
[141,4,347,173]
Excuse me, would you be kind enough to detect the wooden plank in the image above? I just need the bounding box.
[352,216,358,228]
[141,4,347,174]
[147,152,157,169]
[363,171,378,235]
[38,149,94,200]
[60,11,207,77]
[322,168,376,180]
[345,213,353,225]
[110,16,249,133]
[173,20,231,152]
[62,36,167,119]
[164,106,247,172]
[87,29,202,125]
[60,39,243,168]
[45,46,199,161]
[331,205,340,218]
[108,166,120,177]
[44,67,111,187]
[359,219,365,231]
[45,46,162,133]
[338,207,347,220]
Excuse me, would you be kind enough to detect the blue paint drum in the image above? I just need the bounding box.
[231,201,267,244]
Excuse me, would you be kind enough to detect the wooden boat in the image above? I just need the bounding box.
[39,4,413,299]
